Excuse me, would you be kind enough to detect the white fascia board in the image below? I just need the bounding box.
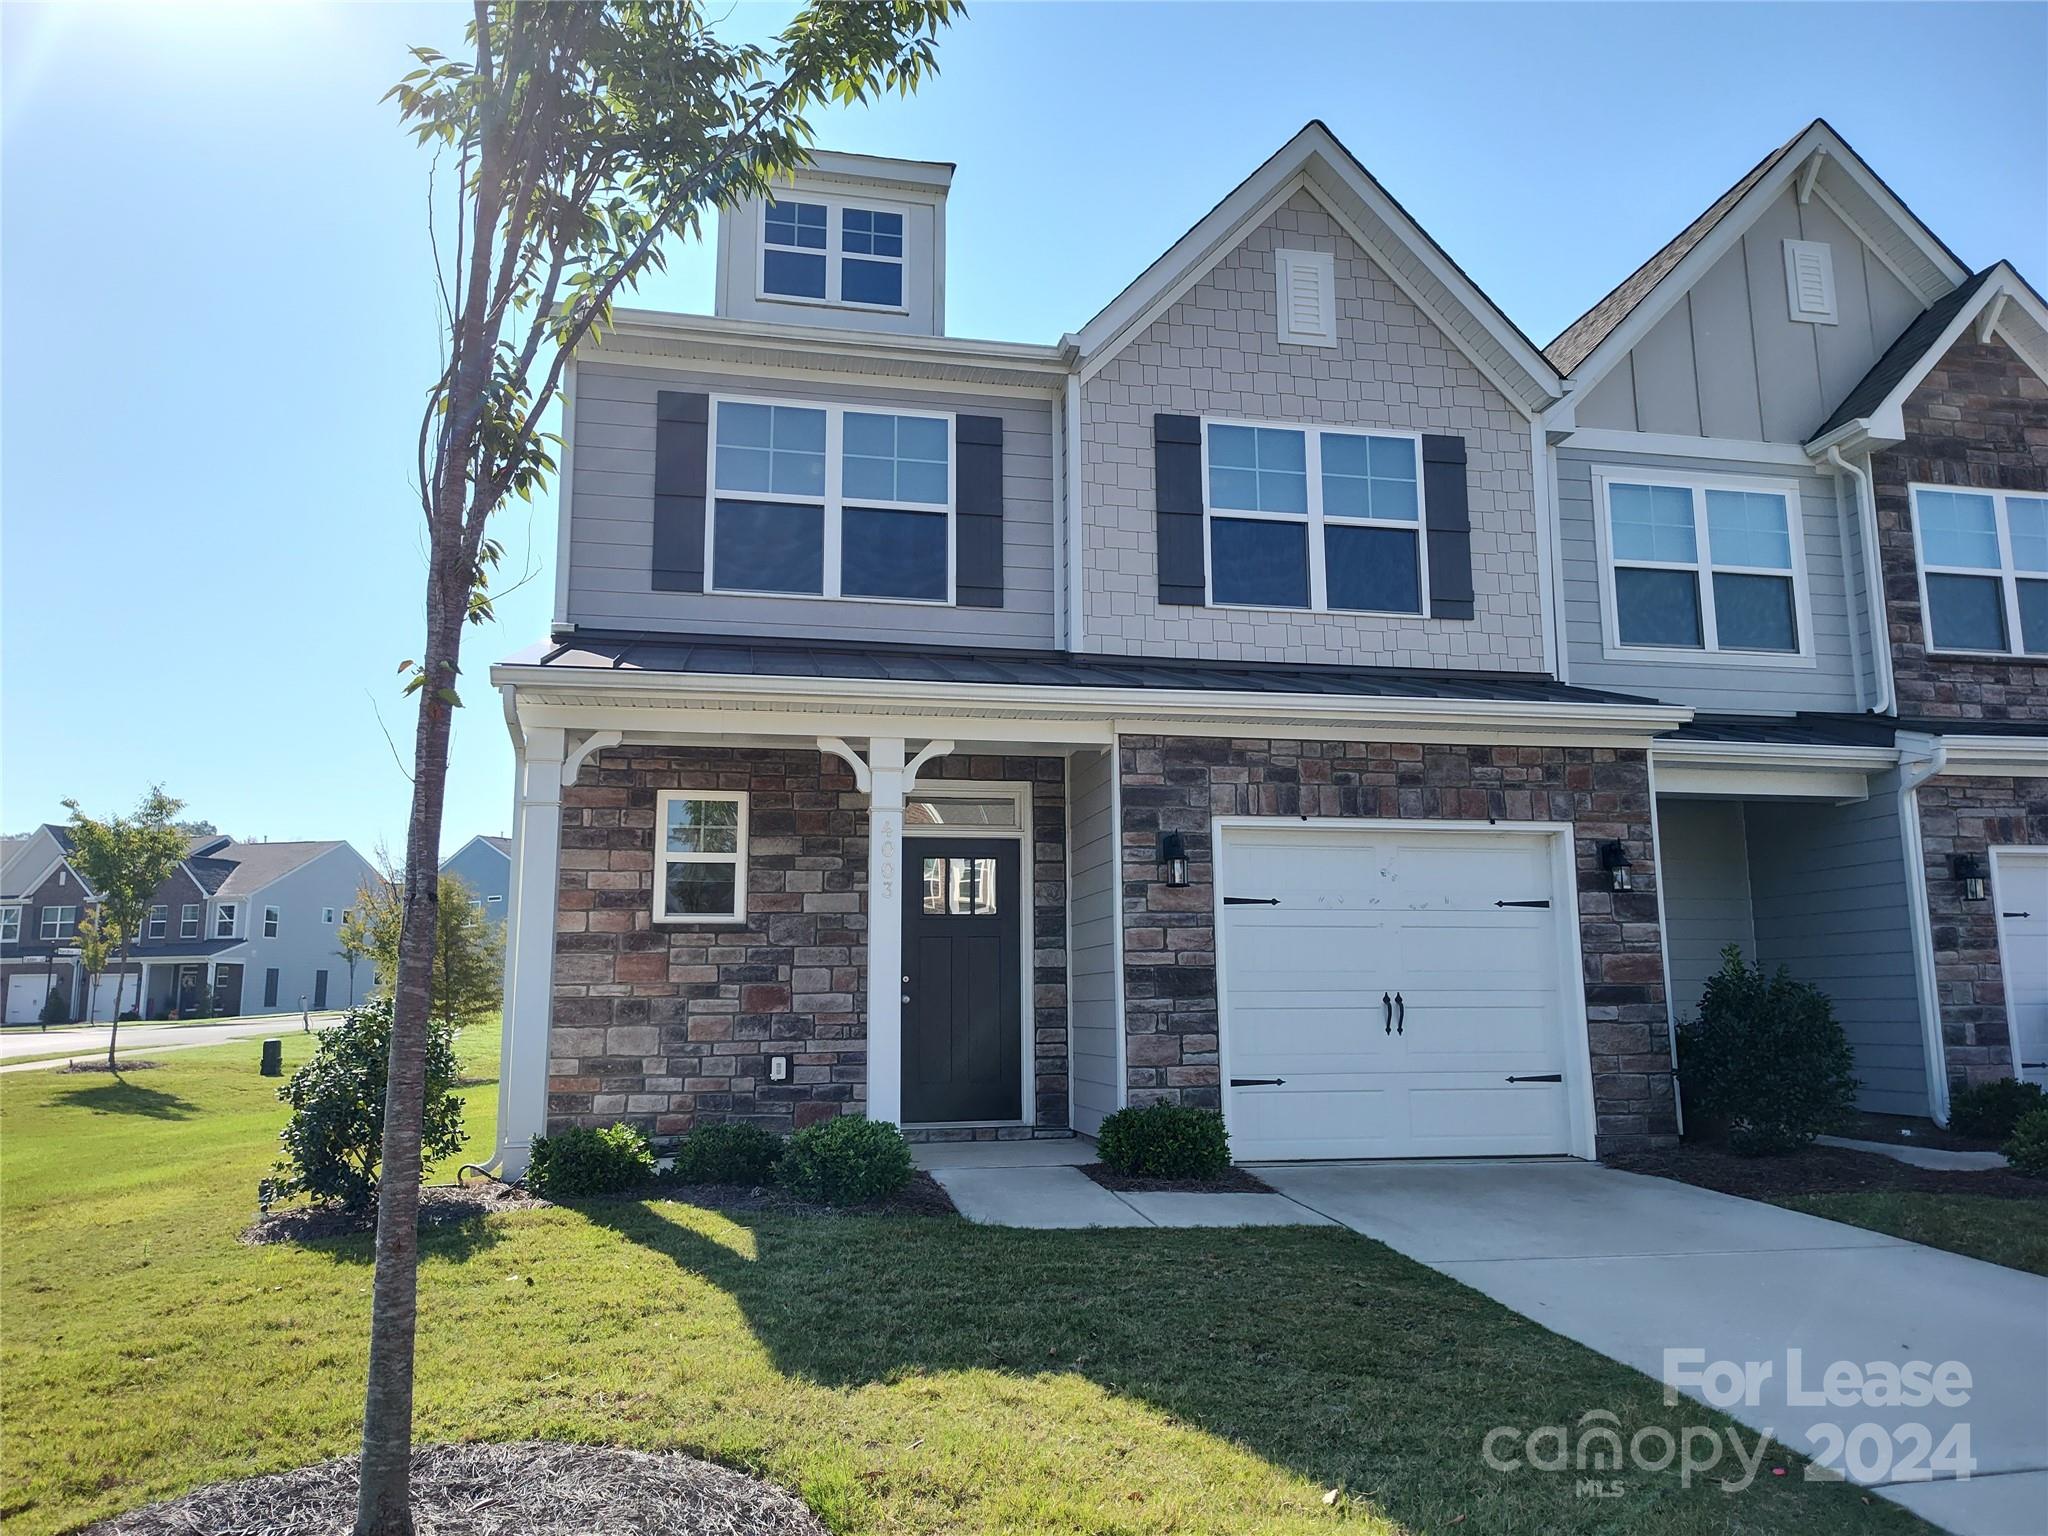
[1564,123,1966,400]
[1557,428,1818,468]
[1070,125,1560,410]
[1650,739,1897,800]
[1923,734,2048,778]
[788,148,955,193]
[494,661,1692,748]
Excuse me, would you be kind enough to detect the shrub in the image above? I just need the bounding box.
[1677,946,1858,1156]
[259,999,464,1211]
[775,1115,912,1205]
[38,988,69,1026]
[1097,1102,1231,1179]
[526,1123,656,1198]
[672,1121,784,1185]
[1948,1078,2046,1143]
[2005,1108,2048,1177]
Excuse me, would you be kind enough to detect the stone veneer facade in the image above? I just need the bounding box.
[1873,333,2048,725]
[547,745,1067,1140]
[1915,774,2048,1090]
[1115,736,1677,1152]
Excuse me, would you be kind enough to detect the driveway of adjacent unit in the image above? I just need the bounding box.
[1256,1160,2048,1536]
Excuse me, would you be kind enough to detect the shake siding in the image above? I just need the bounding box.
[565,362,1059,647]
[1745,779,1926,1117]
[1556,447,1866,712]
[1066,747,1120,1135]
[1657,800,1756,1021]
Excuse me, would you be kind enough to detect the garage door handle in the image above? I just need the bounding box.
[1505,1073,1563,1084]
[1383,992,1392,1034]
[1231,1077,1286,1087]
[1394,992,1404,1035]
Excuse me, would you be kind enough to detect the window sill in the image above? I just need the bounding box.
[651,914,749,928]
[754,291,911,318]
[1599,643,1818,669]
[1202,599,1428,619]
[1922,649,2048,667]
[707,586,955,609]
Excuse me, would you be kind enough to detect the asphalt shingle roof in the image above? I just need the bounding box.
[1810,269,1993,440]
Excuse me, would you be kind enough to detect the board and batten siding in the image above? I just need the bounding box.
[1745,779,1926,1118]
[565,362,1058,647]
[1572,187,1923,443]
[1657,800,1757,1023]
[1556,447,1868,712]
[1065,747,1120,1135]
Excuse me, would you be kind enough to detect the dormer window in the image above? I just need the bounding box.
[214,902,238,939]
[759,196,907,312]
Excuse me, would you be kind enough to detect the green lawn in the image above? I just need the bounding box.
[1776,1191,2048,1276]
[1,1034,1930,1536]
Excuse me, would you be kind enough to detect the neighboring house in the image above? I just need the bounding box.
[0,827,386,1022]
[440,835,512,926]
[483,120,2044,1178]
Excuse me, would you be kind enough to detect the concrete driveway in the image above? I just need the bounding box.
[1257,1160,2048,1536]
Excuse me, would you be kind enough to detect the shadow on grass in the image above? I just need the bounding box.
[556,1197,1928,1536]
[51,1078,198,1120]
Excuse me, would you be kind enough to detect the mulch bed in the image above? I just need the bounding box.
[59,1059,165,1072]
[1081,1162,1275,1195]
[83,1439,827,1535]
[1607,1142,2048,1202]
[1837,1110,2005,1154]
[243,1171,957,1245]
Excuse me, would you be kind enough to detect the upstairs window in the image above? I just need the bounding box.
[761,197,906,310]
[263,905,280,939]
[40,906,78,941]
[1203,420,1423,614]
[709,397,952,604]
[0,906,19,944]
[1913,486,2048,656]
[1597,470,1808,659]
[654,791,748,924]
[214,902,238,939]
[148,906,167,940]
[180,903,200,939]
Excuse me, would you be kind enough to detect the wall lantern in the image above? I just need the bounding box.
[1159,830,1191,889]
[1954,853,1988,903]
[1600,840,1634,893]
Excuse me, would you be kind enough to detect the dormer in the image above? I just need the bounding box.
[713,150,951,336]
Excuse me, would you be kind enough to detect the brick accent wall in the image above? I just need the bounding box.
[1079,190,1543,670]
[1873,333,2048,723]
[1116,736,1676,1152]
[1915,774,2048,1088]
[547,745,1067,1140]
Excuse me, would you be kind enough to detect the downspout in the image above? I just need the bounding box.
[1826,446,1894,715]
[1896,733,1951,1126]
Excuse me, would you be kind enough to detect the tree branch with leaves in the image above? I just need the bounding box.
[358,5,964,1531]
[63,788,189,1069]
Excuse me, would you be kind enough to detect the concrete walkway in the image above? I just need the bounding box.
[1816,1134,2010,1172]
[914,1139,1333,1229]
[0,1014,341,1073]
[1256,1160,2048,1536]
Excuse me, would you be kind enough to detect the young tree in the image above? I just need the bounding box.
[337,899,377,1006]
[361,874,502,1028]
[361,7,963,1527]
[74,908,122,1035]
[63,789,189,1070]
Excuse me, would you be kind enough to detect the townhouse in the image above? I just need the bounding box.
[484,120,2045,1174]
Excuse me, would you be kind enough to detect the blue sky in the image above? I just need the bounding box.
[4,2,2043,860]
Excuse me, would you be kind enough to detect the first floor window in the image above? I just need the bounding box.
[1204,421,1424,613]
[0,906,19,944]
[180,904,199,938]
[1913,486,2048,656]
[654,791,748,923]
[40,906,77,941]
[214,903,238,939]
[1602,471,1804,655]
[263,906,280,939]
[710,399,953,604]
[148,906,167,939]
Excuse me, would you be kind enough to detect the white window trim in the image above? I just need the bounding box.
[653,789,750,926]
[1591,465,1816,667]
[179,903,200,939]
[1199,416,1431,616]
[756,192,911,316]
[214,902,239,940]
[263,905,280,939]
[0,905,19,944]
[1908,482,2048,660]
[705,394,957,607]
[40,906,77,941]
[147,906,167,940]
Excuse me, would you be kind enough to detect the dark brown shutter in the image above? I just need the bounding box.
[1422,433,1474,620]
[1153,413,1205,606]
[653,391,709,593]
[955,414,1004,608]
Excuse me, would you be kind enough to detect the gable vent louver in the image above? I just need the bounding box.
[1783,239,1838,325]
[1276,247,1337,347]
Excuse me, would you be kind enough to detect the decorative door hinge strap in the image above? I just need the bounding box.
[1223,896,1281,906]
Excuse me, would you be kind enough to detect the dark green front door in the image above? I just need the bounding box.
[902,837,1023,1123]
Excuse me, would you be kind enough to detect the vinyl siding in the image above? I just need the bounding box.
[1747,778,1927,1117]
[1557,447,1867,712]
[1657,799,1756,1021]
[1066,747,1120,1135]
[441,841,511,926]
[564,363,1057,647]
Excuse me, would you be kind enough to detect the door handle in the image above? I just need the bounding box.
[1383,991,1392,1034]
[1394,992,1404,1035]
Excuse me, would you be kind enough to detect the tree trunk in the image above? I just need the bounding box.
[105,953,123,1070]
[354,548,469,1536]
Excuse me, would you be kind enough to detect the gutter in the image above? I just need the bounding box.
[1825,445,1895,715]
[1895,732,1951,1126]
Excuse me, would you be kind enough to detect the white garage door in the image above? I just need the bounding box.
[1220,825,1581,1161]
[1996,851,2048,1088]
[87,972,135,1022]
[6,973,55,1024]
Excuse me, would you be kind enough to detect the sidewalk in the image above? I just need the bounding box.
[0,1013,342,1073]
[914,1139,1334,1229]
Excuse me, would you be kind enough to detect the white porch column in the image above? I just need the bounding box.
[865,738,909,1125]
[497,725,566,1176]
